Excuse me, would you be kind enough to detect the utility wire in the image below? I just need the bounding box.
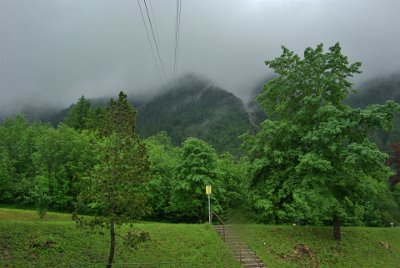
[143,0,168,81]
[148,0,161,52]
[173,0,182,82]
[137,0,165,83]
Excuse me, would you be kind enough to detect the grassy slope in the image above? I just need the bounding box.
[236,224,400,268]
[0,208,240,267]
[2,209,399,267]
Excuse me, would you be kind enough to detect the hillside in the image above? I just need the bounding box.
[347,73,400,108]
[1,209,400,267]
[3,72,400,154]
[1,75,254,155]
[237,224,400,267]
[0,208,240,267]
[136,75,255,154]
[346,73,400,151]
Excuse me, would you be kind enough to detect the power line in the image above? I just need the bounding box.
[148,0,161,51]
[136,0,165,83]
[173,0,182,81]
[143,0,168,81]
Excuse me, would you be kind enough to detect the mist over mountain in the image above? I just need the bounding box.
[347,73,400,107]
[344,72,400,152]
[2,71,400,154]
[0,74,253,154]
[136,74,255,154]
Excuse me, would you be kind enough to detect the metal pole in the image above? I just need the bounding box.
[208,193,211,224]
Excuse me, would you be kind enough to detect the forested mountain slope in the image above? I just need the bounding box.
[136,75,255,154]
[3,73,400,153]
[346,73,400,151]
[0,75,254,155]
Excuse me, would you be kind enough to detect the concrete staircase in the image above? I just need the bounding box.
[213,225,266,268]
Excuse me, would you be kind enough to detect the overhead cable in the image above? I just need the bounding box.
[136,0,165,83]
[173,0,182,81]
[143,0,168,81]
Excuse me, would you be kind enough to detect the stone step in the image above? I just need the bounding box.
[212,223,266,268]
[212,226,233,230]
[236,257,260,264]
[243,263,265,268]
[222,237,242,241]
[242,262,264,266]
[234,251,257,255]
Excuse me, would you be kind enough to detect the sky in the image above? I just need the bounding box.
[1,0,400,112]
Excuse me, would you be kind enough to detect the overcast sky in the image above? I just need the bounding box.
[1,0,400,111]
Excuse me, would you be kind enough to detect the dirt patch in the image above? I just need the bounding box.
[294,243,319,268]
[0,247,11,261]
[277,244,319,268]
[379,241,391,252]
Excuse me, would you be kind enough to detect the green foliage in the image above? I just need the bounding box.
[32,125,96,212]
[0,114,97,215]
[136,75,255,155]
[64,95,106,132]
[78,132,149,222]
[64,95,91,130]
[0,208,240,267]
[0,116,37,205]
[246,43,400,228]
[171,137,220,222]
[238,224,400,268]
[75,92,150,266]
[345,73,400,152]
[216,153,252,220]
[387,143,400,185]
[144,132,179,221]
[30,175,51,219]
[0,148,14,203]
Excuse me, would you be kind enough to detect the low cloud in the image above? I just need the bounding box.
[1,0,399,112]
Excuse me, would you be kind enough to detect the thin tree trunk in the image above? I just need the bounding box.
[199,206,204,223]
[106,220,115,268]
[333,214,341,242]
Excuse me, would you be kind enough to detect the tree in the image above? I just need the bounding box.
[32,124,96,212]
[64,95,91,130]
[74,92,150,268]
[245,43,399,241]
[171,137,221,222]
[0,116,45,206]
[216,153,251,221]
[0,148,14,203]
[144,132,179,221]
[387,143,400,185]
[30,174,51,218]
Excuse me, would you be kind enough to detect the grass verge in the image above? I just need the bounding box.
[236,224,400,268]
[0,208,240,267]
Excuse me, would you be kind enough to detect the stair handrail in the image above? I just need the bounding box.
[212,211,225,226]
[212,211,226,242]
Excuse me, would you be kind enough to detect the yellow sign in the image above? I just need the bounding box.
[206,185,212,195]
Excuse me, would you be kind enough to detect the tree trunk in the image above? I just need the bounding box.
[199,206,204,223]
[106,220,115,268]
[333,214,341,242]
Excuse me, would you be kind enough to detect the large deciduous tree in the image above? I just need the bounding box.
[172,137,221,222]
[144,132,179,221]
[245,43,399,241]
[75,92,150,267]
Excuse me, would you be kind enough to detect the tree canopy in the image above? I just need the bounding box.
[245,43,400,240]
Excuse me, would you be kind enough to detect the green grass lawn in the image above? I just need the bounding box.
[0,208,240,267]
[2,208,400,267]
[235,224,400,268]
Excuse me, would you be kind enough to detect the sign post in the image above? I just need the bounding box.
[206,185,212,224]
